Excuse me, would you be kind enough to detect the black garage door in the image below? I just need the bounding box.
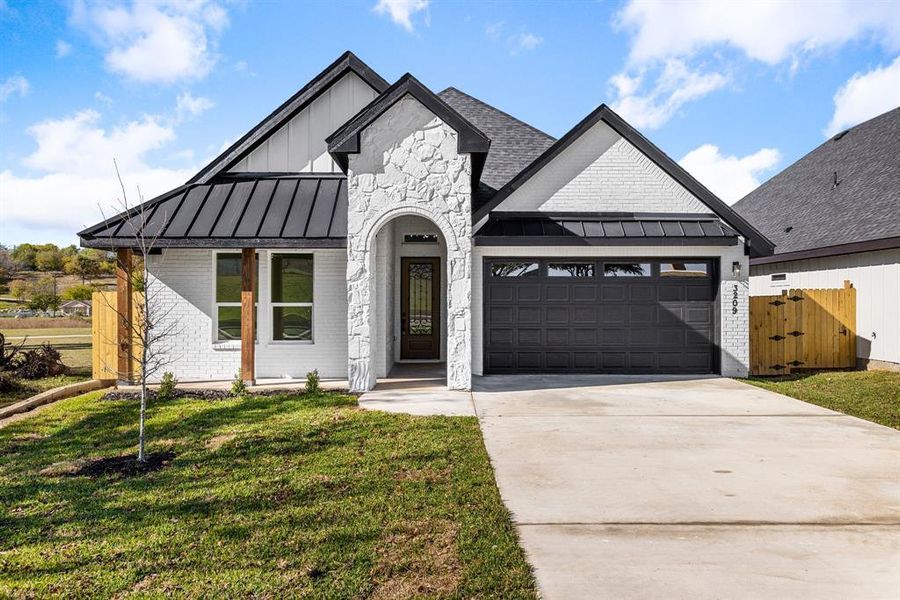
[484,258,718,374]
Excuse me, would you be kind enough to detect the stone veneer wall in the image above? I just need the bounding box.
[345,95,473,392]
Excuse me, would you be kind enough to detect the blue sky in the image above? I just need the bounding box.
[1,0,899,247]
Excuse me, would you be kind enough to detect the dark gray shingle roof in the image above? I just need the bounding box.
[438,87,556,197]
[733,107,900,255]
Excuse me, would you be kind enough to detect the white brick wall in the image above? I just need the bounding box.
[472,243,750,378]
[146,247,348,382]
[496,120,710,214]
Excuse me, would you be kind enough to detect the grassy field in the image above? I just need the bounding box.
[746,370,900,429]
[0,391,537,598]
[0,318,90,330]
[1,325,92,381]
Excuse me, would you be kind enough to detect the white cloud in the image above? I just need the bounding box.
[616,0,900,66]
[824,56,900,136]
[176,91,214,121]
[94,91,113,107]
[679,144,781,204]
[610,59,729,129]
[55,39,72,58]
[374,0,429,33]
[0,75,29,102]
[71,0,229,84]
[485,22,543,56]
[0,109,193,237]
[510,32,543,55]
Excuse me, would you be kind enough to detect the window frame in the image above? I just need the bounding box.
[212,250,258,344]
[268,251,315,344]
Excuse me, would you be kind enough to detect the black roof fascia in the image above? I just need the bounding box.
[750,235,900,266]
[475,236,739,247]
[188,51,389,185]
[326,73,491,179]
[81,238,347,250]
[472,104,775,257]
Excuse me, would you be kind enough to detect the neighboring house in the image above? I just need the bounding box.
[79,52,773,391]
[60,299,91,317]
[734,108,900,372]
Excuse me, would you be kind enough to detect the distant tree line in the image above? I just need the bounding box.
[0,243,119,311]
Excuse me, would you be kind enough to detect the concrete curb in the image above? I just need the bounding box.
[0,379,112,420]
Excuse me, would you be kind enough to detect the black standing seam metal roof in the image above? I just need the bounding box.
[734,107,900,258]
[188,51,389,186]
[78,174,348,248]
[475,214,738,246]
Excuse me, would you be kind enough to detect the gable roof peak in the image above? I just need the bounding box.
[188,51,389,185]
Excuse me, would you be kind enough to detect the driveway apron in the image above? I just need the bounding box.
[473,375,900,599]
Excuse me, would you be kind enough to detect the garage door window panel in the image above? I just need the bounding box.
[548,262,595,277]
[604,262,651,277]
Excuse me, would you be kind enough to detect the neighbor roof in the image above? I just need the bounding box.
[734,107,900,262]
[79,174,348,248]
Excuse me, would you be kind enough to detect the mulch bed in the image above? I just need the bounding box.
[101,389,306,401]
[70,450,176,478]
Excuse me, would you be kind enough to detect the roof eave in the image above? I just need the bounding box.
[750,235,900,265]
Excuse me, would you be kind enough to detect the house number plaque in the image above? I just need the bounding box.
[732,284,739,315]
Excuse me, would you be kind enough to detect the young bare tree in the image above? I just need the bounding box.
[96,160,181,462]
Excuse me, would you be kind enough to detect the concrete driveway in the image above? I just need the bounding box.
[473,375,900,599]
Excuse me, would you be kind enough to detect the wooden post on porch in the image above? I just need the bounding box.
[116,247,134,383]
[241,248,256,385]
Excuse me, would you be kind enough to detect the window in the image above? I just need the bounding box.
[548,262,595,277]
[271,253,313,341]
[491,262,539,277]
[604,262,651,277]
[660,262,709,277]
[403,233,438,244]
[215,253,257,342]
[771,274,787,282]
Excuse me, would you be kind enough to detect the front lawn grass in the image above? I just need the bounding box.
[745,370,900,429]
[0,391,537,598]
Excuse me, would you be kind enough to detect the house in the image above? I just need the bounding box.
[60,299,91,317]
[78,51,774,391]
[734,108,900,372]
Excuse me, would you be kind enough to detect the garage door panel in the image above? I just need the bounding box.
[484,258,717,374]
[518,328,542,345]
[546,285,569,301]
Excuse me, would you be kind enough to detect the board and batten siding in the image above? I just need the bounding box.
[146,248,348,381]
[228,72,379,174]
[494,119,710,214]
[750,249,900,368]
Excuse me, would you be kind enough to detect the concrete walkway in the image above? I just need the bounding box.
[473,375,900,599]
[358,363,475,416]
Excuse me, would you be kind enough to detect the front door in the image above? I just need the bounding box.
[401,257,440,359]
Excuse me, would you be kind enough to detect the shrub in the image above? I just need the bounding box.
[15,344,67,379]
[230,371,249,398]
[28,293,61,312]
[0,370,20,393]
[305,369,320,394]
[158,372,178,401]
[62,284,95,301]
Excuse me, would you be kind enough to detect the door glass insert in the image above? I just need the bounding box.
[604,262,651,277]
[408,262,433,335]
[660,262,709,277]
[491,262,539,277]
[548,262,595,277]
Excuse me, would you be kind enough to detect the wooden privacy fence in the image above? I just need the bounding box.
[92,291,142,381]
[750,281,856,376]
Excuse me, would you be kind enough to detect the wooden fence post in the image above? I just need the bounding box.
[116,248,134,384]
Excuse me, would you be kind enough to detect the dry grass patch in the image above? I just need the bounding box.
[372,519,461,599]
